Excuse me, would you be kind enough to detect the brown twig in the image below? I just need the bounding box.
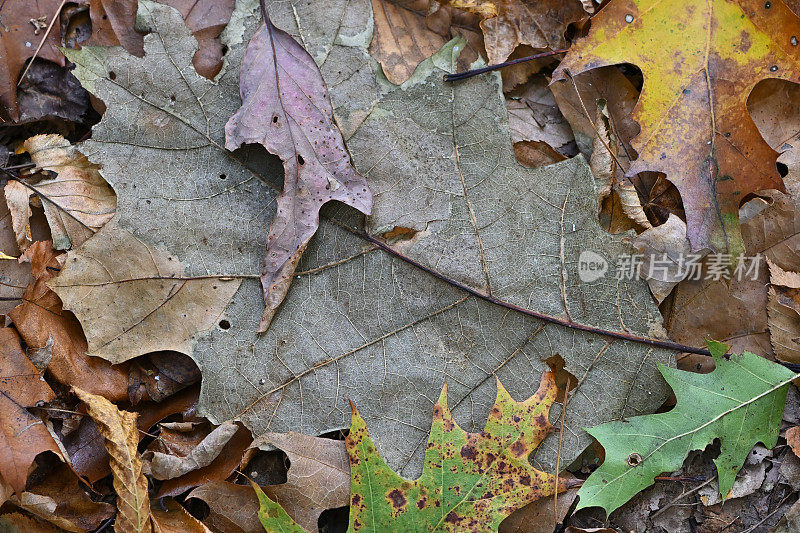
[17,0,67,86]
[444,48,569,82]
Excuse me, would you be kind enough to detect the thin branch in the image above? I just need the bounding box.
[444,49,569,82]
[554,376,572,530]
[17,0,67,86]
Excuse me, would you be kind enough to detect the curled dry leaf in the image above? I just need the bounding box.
[225,12,372,332]
[0,327,61,495]
[73,387,152,533]
[553,0,800,257]
[251,431,349,531]
[151,498,212,533]
[188,481,262,533]
[146,421,239,480]
[767,259,800,363]
[49,222,241,364]
[22,134,117,250]
[4,180,34,251]
[9,240,130,402]
[440,0,586,64]
[633,215,697,303]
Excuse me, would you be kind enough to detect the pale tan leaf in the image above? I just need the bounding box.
[3,180,33,251]
[767,259,800,364]
[253,431,350,531]
[22,134,117,250]
[73,387,152,533]
[146,421,239,480]
[187,482,262,533]
[633,215,697,303]
[49,222,241,364]
[0,187,31,315]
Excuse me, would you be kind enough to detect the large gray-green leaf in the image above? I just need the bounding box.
[62,0,672,477]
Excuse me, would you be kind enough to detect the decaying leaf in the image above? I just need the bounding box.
[4,179,34,251]
[0,0,67,121]
[73,387,152,533]
[225,12,372,332]
[553,0,800,257]
[252,431,349,531]
[506,76,576,156]
[767,259,800,363]
[188,481,262,533]
[633,215,696,303]
[0,188,31,315]
[63,0,672,480]
[0,327,61,495]
[577,341,796,516]
[441,0,586,64]
[50,222,241,364]
[0,513,61,533]
[346,373,577,530]
[21,134,116,250]
[9,241,131,401]
[145,421,239,480]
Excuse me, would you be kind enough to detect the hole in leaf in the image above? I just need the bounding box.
[108,71,117,80]
[627,453,643,467]
[297,155,305,165]
[219,319,231,330]
[219,173,226,180]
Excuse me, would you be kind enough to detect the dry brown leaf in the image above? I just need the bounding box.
[786,426,800,458]
[506,76,575,154]
[73,387,152,533]
[0,0,67,121]
[4,179,34,251]
[767,259,800,364]
[187,481,262,533]
[84,0,144,56]
[0,512,62,533]
[11,463,114,532]
[252,432,350,531]
[499,486,579,533]
[513,140,567,168]
[127,352,201,405]
[156,422,251,498]
[0,188,31,316]
[9,241,131,402]
[633,215,698,304]
[0,327,61,494]
[441,0,585,64]
[145,421,239,480]
[22,134,117,250]
[158,0,235,79]
[151,498,211,533]
[49,222,241,364]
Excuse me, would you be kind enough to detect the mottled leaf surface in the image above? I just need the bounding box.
[63,0,671,479]
[347,373,574,531]
[553,0,800,257]
[577,341,797,515]
[226,13,372,332]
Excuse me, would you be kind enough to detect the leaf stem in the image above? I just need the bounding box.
[444,49,568,82]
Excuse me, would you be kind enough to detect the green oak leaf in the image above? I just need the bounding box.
[577,340,797,515]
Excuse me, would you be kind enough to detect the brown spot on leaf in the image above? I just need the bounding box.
[386,488,407,510]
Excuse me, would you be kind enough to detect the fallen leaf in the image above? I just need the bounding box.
[4,179,34,251]
[0,0,67,121]
[156,422,251,498]
[786,425,800,458]
[73,387,152,533]
[512,140,567,168]
[346,373,577,530]
[9,240,130,401]
[0,327,61,495]
[15,59,95,131]
[0,188,31,316]
[767,259,800,363]
[633,215,696,303]
[251,431,349,531]
[158,0,235,79]
[506,75,576,155]
[128,351,201,404]
[577,341,796,516]
[11,462,115,532]
[253,483,305,532]
[146,421,239,480]
[499,486,579,533]
[151,498,211,533]
[441,0,586,64]
[49,222,241,364]
[64,0,672,480]
[21,134,116,250]
[84,0,144,56]
[225,13,373,332]
[0,513,61,533]
[553,0,800,257]
[187,481,262,533]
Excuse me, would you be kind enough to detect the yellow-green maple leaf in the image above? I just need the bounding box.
[553,0,800,257]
